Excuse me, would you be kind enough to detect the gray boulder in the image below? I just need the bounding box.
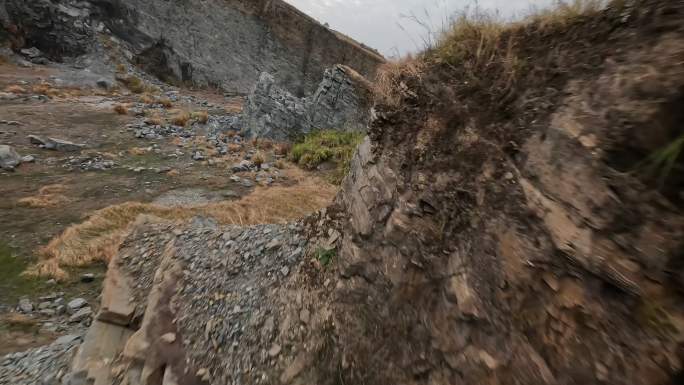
[241,65,372,141]
[0,145,22,170]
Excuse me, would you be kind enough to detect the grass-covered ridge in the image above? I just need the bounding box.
[289,130,365,184]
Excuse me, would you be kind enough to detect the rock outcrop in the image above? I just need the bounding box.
[242,65,373,141]
[0,0,384,95]
[328,2,684,384]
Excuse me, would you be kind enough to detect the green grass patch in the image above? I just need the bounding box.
[316,247,336,267]
[0,242,43,305]
[638,132,684,186]
[289,130,364,184]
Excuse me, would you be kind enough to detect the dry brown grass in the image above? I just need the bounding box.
[0,313,38,329]
[374,58,425,107]
[18,184,69,208]
[25,172,335,280]
[129,147,150,156]
[171,111,191,126]
[252,151,265,168]
[274,159,286,169]
[5,85,26,94]
[114,104,128,115]
[145,114,165,126]
[192,110,209,124]
[159,98,173,108]
[120,76,147,94]
[116,63,126,73]
[227,130,238,138]
[32,83,53,95]
[228,143,242,153]
[274,142,292,156]
[167,169,180,177]
[139,94,155,104]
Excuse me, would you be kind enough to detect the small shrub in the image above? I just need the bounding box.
[115,63,126,73]
[274,159,286,169]
[171,112,191,127]
[113,104,128,115]
[227,130,238,138]
[228,143,241,153]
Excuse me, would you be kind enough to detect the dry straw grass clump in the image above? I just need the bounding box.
[145,114,165,126]
[192,110,209,124]
[159,98,173,108]
[114,104,128,115]
[171,111,192,126]
[25,173,336,280]
[375,0,611,108]
[18,184,70,208]
[5,85,26,94]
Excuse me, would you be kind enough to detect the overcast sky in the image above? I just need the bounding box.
[285,0,556,58]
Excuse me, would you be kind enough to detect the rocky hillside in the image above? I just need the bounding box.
[1,1,684,385]
[0,0,384,95]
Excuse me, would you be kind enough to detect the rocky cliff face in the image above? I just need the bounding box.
[0,0,384,95]
[242,65,373,141]
[330,2,684,384]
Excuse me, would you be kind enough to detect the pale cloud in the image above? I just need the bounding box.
[285,0,555,58]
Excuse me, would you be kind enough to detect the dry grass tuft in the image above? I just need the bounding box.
[167,169,180,177]
[145,114,165,126]
[18,184,69,208]
[374,58,425,107]
[5,85,26,94]
[120,76,146,94]
[129,147,150,156]
[252,151,266,168]
[114,104,128,115]
[115,63,126,73]
[274,142,292,156]
[171,111,191,127]
[192,110,209,124]
[159,98,173,108]
[139,94,155,104]
[228,143,242,153]
[25,173,335,279]
[32,83,53,96]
